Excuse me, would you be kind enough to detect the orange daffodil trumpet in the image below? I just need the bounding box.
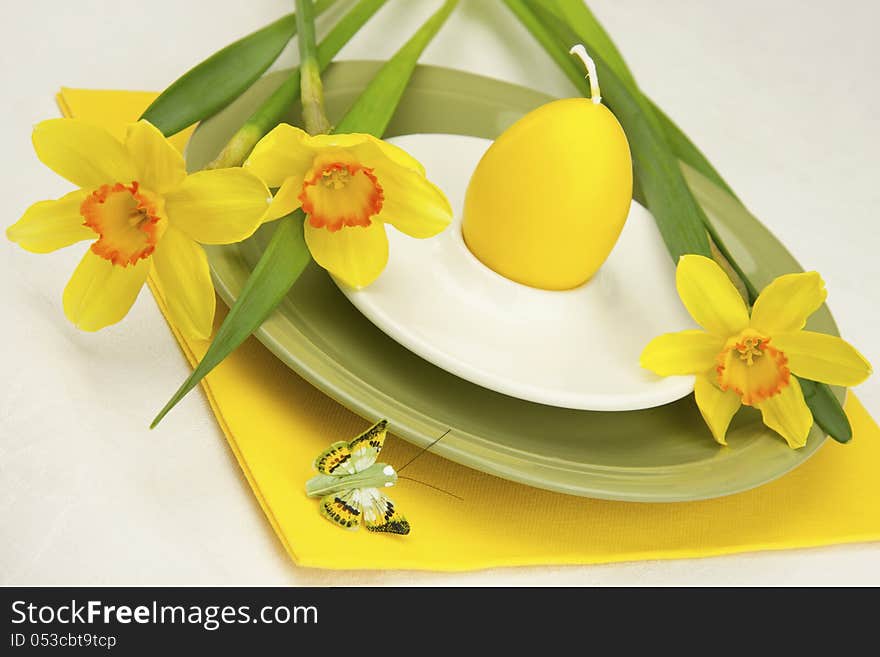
[641,255,871,448]
[7,119,270,338]
[244,124,453,288]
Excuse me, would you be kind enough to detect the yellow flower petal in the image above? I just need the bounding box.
[264,177,304,222]
[164,168,270,244]
[245,124,317,187]
[773,331,872,387]
[124,120,186,194]
[372,138,426,175]
[304,219,389,289]
[312,132,426,175]
[7,189,93,253]
[694,376,742,446]
[756,377,813,449]
[676,254,749,337]
[150,227,215,340]
[640,330,724,376]
[63,250,149,331]
[750,271,826,335]
[32,119,137,188]
[375,164,452,238]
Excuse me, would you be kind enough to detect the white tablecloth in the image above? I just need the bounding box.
[2,0,878,585]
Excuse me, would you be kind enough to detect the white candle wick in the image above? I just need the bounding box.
[569,44,602,105]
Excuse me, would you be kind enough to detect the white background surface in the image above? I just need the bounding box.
[1,0,878,585]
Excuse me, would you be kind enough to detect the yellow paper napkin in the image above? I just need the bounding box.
[58,87,880,570]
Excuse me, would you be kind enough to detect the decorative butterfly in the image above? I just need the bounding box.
[305,419,410,535]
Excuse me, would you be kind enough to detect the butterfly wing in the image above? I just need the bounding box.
[313,441,357,476]
[348,419,388,473]
[361,487,410,535]
[319,489,362,530]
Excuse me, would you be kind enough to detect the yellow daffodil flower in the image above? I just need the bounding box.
[641,255,871,448]
[244,124,452,288]
[7,119,270,338]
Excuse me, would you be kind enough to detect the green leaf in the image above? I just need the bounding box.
[141,0,336,137]
[152,0,459,427]
[336,0,460,136]
[541,0,636,87]
[506,0,711,261]
[651,102,739,202]
[151,214,310,428]
[799,379,852,443]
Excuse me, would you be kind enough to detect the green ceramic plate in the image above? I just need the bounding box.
[188,61,843,502]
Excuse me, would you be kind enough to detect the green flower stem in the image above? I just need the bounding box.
[296,0,332,135]
[152,0,459,427]
[204,124,265,171]
[207,0,389,168]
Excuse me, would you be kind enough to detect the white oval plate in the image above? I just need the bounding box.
[338,134,696,411]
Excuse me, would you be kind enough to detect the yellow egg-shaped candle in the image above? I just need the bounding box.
[462,46,632,290]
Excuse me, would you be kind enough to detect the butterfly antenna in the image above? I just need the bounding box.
[397,428,452,472]
[397,475,464,501]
